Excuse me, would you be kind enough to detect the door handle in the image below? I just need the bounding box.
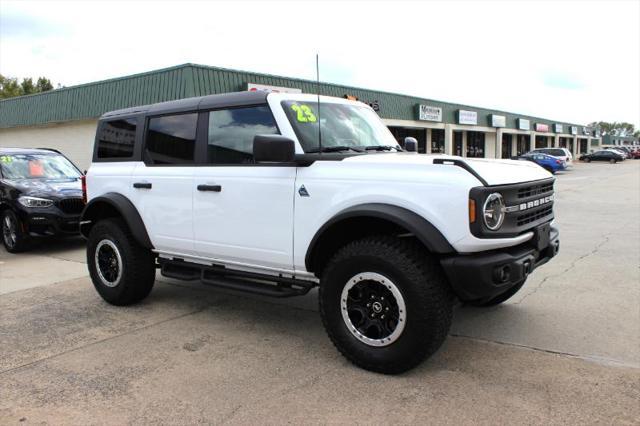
[133,182,152,189]
[197,184,222,192]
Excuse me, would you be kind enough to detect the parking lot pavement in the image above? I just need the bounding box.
[1,161,639,424]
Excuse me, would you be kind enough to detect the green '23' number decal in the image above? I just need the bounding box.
[291,104,317,123]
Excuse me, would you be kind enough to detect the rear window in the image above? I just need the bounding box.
[144,113,198,165]
[97,118,137,158]
[536,148,565,156]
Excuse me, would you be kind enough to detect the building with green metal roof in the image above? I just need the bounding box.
[0,63,602,169]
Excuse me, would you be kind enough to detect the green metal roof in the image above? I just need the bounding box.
[0,63,585,132]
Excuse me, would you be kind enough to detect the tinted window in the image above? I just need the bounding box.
[207,106,278,164]
[97,118,136,158]
[145,113,197,164]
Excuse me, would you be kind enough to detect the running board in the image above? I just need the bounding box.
[159,258,316,298]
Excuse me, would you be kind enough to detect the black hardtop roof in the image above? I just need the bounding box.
[0,147,62,155]
[100,90,269,120]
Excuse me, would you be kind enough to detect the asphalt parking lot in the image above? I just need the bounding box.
[1,161,639,424]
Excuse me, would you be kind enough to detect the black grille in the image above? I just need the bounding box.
[518,182,554,199]
[517,205,553,227]
[57,198,85,214]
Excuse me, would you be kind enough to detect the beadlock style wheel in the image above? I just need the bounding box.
[94,239,123,287]
[340,272,407,347]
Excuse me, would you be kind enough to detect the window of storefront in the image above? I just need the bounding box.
[466,131,485,158]
[535,135,549,148]
[454,131,463,156]
[388,127,427,153]
[559,137,568,148]
[431,129,445,153]
[516,134,530,155]
[579,138,588,153]
[501,133,513,159]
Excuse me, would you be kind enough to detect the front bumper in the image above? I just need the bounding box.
[440,226,560,302]
[17,209,81,236]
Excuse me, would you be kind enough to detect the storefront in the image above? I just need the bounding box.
[516,134,531,155]
[431,129,445,153]
[389,127,427,153]
[501,133,513,158]
[466,131,485,157]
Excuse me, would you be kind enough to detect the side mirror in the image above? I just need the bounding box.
[253,135,296,163]
[404,137,418,152]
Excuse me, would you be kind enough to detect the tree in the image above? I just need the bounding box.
[587,121,636,137]
[0,74,56,99]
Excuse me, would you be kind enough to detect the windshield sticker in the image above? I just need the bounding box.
[0,155,12,163]
[28,160,45,177]
[291,104,317,123]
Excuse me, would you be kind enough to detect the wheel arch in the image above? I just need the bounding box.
[305,203,454,274]
[80,193,153,249]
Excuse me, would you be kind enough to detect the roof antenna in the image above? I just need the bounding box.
[316,53,322,154]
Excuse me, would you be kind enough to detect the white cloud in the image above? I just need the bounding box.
[1,0,638,127]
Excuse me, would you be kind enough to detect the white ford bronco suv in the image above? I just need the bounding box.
[81,91,559,374]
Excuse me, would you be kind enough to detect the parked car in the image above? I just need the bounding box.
[80,91,560,374]
[0,148,85,252]
[517,153,566,174]
[579,150,624,163]
[604,147,629,159]
[530,147,573,168]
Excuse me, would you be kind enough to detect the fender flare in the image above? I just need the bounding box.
[305,203,455,272]
[80,192,153,249]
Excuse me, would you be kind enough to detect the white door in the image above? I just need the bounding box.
[129,112,199,255]
[193,106,296,271]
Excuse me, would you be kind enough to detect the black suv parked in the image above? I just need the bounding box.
[0,148,84,252]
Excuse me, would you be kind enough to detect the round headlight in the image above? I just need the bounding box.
[483,193,505,231]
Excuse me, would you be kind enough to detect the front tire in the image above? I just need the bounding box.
[609,158,616,164]
[319,236,453,374]
[2,210,30,253]
[87,218,156,306]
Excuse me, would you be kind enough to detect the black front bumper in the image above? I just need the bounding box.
[17,210,81,236]
[440,226,560,302]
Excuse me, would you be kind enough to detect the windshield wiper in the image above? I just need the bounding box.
[307,145,365,153]
[364,145,401,152]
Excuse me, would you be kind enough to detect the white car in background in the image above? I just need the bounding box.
[530,148,573,168]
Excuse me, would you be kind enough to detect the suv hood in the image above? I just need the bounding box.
[343,153,552,186]
[4,178,82,199]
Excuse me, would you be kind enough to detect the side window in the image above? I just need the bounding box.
[207,106,279,164]
[97,118,137,159]
[145,113,197,165]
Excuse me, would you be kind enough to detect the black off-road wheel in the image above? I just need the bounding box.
[467,279,527,307]
[319,236,453,374]
[1,210,30,253]
[87,218,156,306]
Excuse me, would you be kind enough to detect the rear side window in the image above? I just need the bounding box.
[207,106,278,164]
[145,113,198,164]
[97,118,137,158]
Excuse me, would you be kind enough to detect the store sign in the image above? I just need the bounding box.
[490,114,506,127]
[517,118,531,131]
[582,127,591,136]
[344,94,380,112]
[458,109,478,125]
[535,123,550,132]
[247,83,301,94]
[417,104,443,122]
[595,128,601,137]
[570,126,578,135]
[554,124,564,133]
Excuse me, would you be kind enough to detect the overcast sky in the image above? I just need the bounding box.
[1,0,639,127]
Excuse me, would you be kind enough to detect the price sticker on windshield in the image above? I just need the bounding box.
[291,104,317,123]
[0,155,12,163]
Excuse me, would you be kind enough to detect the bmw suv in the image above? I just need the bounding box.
[0,148,85,252]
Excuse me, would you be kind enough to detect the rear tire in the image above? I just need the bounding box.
[609,158,616,164]
[1,210,30,253]
[87,218,156,305]
[467,279,527,307]
[585,158,591,163]
[319,236,453,374]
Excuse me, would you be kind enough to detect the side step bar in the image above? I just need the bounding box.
[159,258,316,298]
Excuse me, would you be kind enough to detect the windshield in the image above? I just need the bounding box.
[282,101,399,153]
[0,153,81,180]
